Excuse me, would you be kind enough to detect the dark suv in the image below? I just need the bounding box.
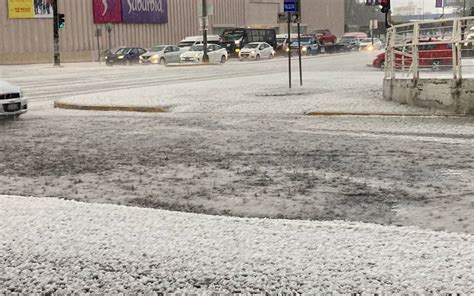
[105,47,147,66]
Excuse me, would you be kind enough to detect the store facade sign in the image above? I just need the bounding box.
[121,0,168,24]
[8,0,53,19]
[93,0,122,23]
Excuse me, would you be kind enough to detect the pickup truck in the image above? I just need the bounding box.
[311,29,337,45]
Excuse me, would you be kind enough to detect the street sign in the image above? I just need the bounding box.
[370,19,378,30]
[284,0,297,12]
[197,4,214,16]
[199,17,209,31]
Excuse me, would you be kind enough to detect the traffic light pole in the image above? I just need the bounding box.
[202,0,209,63]
[52,0,60,66]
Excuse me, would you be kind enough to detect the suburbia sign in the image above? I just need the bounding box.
[122,0,168,23]
[92,0,168,24]
[126,0,165,13]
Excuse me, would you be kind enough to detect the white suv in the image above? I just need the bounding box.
[0,81,27,117]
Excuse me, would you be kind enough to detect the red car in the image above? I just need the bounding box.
[373,40,452,70]
[311,29,337,45]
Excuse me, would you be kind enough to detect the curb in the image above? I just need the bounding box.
[305,111,462,117]
[165,62,223,67]
[54,101,167,113]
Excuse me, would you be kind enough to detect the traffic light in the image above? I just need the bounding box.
[380,0,390,13]
[58,13,65,29]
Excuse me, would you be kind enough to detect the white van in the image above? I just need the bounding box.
[178,35,222,52]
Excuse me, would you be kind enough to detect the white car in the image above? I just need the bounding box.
[140,45,182,65]
[239,42,275,61]
[177,35,222,52]
[0,81,27,117]
[180,44,228,63]
[358,38,383,51]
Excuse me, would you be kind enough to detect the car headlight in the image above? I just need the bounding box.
[302,47,307,52]
[118,55,124,59]
[235,48,240,53]
[235,40,240,45]
[285,48,290,52]
[251,50,256,54]
[105,56,108,60]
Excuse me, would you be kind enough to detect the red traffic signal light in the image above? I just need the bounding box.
[380,0,390,13]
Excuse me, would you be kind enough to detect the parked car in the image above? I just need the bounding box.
[289,36,320,55]
[358,38,383,51]
[372,40,452,70]
[180,44,228,63]
[140,45,182,65]
[311,29,337,45]
[105,47,147,65]
[0,81,27,117]
[177,35,222,52]
[239,42,275,60]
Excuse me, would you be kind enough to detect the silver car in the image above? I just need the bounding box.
[0,81,27,117]
[139,45,182,65]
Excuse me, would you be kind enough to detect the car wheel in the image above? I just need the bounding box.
[256,54,260,61]
[221,56,226,63]
[432,60,441,71]
[380,61,385,70]
[159,57,166,65]
[269,53,274,59]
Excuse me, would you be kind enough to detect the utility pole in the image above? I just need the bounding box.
[202,0,209,63]
[52,0,60,66]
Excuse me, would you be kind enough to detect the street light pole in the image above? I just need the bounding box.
[202,0,209,63]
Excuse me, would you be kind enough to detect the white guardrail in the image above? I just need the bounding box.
[385,16,474,80]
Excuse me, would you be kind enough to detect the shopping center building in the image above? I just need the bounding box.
[0,0,344,64]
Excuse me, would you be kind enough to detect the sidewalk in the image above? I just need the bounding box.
[1,195,472,294]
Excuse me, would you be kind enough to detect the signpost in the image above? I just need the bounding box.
[284,0,302,88]
[95,27,102,63]
[284,0,296,88]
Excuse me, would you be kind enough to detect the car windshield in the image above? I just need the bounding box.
[150,46,165,52]
[222,30,245,41]
[276,38,286,44]
[115,48,130,54]
[190,45,204,51]
[178,41,195,48]
[244,43,259,49]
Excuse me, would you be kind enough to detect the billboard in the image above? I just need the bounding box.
[121,0,168,24]
[93,0,122,23]
[92,0,168,24]
[8,0,53,19]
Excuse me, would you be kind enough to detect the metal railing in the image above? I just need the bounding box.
[385,16,474,80]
